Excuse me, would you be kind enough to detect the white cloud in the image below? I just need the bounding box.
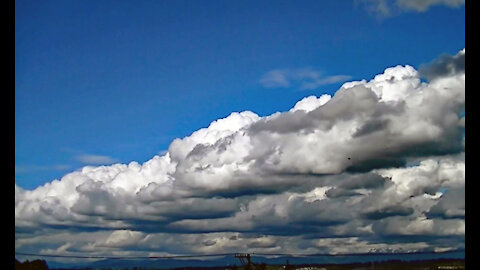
[15,50,465,258]
[101,230,146,248]
[290,95,332,113]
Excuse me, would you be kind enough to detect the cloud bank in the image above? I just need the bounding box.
[15,49,465,260]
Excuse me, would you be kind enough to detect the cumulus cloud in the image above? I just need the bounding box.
[419,49,465,81]
[15,49,465,259]
[290,95,332,113]
[259,68,351,90]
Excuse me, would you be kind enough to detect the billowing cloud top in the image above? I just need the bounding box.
[15,49,465,260]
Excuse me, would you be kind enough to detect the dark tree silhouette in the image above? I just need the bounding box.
[15,258,49,270]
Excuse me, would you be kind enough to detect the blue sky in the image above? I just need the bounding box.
[15,1,466,262]
[15,0,465,190]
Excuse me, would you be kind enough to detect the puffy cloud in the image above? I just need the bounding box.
[100,230,146,248]
[248,64,463,177]
[419,49,465,81]
[15,50,465,258]
[290,95,332,113]
[427,187,465,219]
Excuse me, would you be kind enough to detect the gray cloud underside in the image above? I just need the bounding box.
[419,49,465,81]
[15,50,465,258]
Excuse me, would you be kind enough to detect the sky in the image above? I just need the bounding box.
[15,0,465,264]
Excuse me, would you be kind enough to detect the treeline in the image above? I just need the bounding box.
[15,258,49,270]
[16,258,465,270]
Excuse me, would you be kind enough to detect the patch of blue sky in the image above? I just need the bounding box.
[15,0,465,189]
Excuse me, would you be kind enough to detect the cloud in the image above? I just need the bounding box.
[259,68,351,90]
[75,154,119,165]
[15,49,465,259]
[419,49,465,81]
[426,187,465,219]
[15,164,72,175]
[259,69,291,88]
[357,0,464,17]
[290,95,332,113]
[100,230,146,248]
[396,0,464,12]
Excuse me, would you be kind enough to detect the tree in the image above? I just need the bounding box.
[15,259,49,270]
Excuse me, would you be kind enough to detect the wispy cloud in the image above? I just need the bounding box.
[75,154,119,165]
[259,69,292,88]
[357,0,464,17]
[259,68,351,90]
[15,164,72,175]
[299,74,353,90]
[58,148,120,165]
[396,0,464,12]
